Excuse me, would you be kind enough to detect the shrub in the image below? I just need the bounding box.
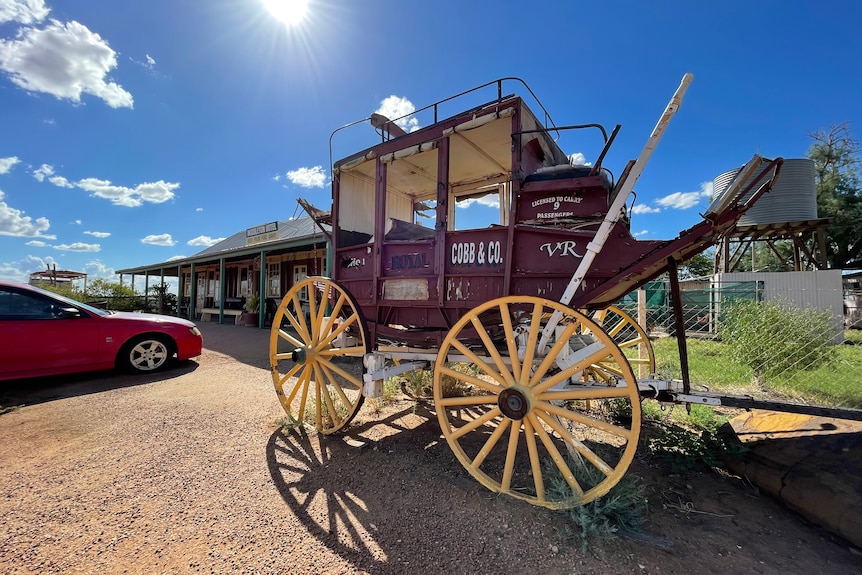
[719,299,837,380]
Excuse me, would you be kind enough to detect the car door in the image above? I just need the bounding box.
[0,287,100,378]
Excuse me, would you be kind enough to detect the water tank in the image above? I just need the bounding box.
[710,158,817,226]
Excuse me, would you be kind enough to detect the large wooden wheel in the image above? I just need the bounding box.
[582,305,656,378]
[433,296,641,509]
[269,277,369,434]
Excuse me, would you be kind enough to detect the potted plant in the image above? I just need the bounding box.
[242,294,260,326]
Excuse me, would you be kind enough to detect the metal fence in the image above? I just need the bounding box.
[615,278,862,411]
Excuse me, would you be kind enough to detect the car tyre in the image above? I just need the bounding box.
[119,335,175,374]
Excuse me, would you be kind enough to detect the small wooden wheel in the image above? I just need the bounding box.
[582,305,656,378]
[269,277,369,434]
[433,296,641,509]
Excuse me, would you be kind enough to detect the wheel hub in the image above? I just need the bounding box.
[498,387,529,420]
[291,347,306,362]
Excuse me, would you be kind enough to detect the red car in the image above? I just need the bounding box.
[0,281,203,381]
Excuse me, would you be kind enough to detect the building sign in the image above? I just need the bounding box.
[246,222,279,246]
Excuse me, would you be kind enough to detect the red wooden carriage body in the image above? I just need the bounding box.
[325,78,779,349]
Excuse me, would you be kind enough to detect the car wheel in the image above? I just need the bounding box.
[119,335,175,373]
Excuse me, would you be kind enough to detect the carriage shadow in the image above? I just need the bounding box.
[264,400,470,572]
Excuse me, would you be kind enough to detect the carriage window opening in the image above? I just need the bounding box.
[449,181,510,231]
[383,146,439,240]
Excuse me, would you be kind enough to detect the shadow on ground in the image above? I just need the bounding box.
[0,359,199,410]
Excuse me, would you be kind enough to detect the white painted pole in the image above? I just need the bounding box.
[538,73,694,352]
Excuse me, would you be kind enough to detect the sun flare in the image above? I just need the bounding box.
[261,0,308,26]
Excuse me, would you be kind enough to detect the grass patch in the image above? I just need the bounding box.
[846,329,862,345]
[545,457,648,552]
[652,335,862,409]
[275,413,303,431]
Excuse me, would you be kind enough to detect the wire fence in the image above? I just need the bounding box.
[615,279,862,411]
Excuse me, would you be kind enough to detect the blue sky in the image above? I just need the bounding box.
[1,0,860,287]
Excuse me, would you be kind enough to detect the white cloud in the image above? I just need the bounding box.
[73,219,81,224]
[130,53,156,70]
[633,229,649,237]
[0,156,21,174]
[84,259,116,279]
[166,255,186,262]
[187,235,224,247]
[54,242,100,252]
[0,253,57,282]
[0,18,133,108]
[631,204,661,215]
[141,233,176,246]
[25,239,48,247]
[49,175,74,188]
[376,95,419,133]
[84,230,110,238]
[0,0,49,25]
[0,189,55,238]
[655,182,714,211]
[33,163,54,181]
[568,152,592,166]
[455,193,500,209]
[656,191,703,210]
[76,178,178,206]
[195,207,203,212]
[285,166,326,188]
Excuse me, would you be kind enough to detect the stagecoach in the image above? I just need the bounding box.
[268,74,786,509]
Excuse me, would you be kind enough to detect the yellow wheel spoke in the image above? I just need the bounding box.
[308,290,320,342]
[318,361,352,416]
[448,339,507,387]
[529,413,584,497]
[536,410,614,476]
[522,418,544,502]
[320,345,367,358]
[437,394,498,408]
[276,329,303,349]
[529,320,579,388]
[536,400,633,440]
[297,370,311,422]
[500,302,522,383]
[471,417,511,470]
[500,421,521,492]
[314,363,342,430]
[451,407,501,441]
[469,315,514,386]
[287,294,312,343]
[519,302,545,386]
[316,356,363,390]
[318,312,358,349]
[275,363,303,391]
[438,364,502,395]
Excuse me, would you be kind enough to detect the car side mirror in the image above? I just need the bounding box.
[58,307,82,319]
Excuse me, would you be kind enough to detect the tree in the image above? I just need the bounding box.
[679,250,715,279]
[807,123,862,269]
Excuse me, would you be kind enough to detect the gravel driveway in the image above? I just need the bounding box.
[0,323,858,574]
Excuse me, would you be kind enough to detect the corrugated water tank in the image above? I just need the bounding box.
[711,158,817,225]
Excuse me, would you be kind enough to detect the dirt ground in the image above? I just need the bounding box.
[0,330,860,574]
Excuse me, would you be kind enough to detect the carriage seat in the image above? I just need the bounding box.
[384,218,435,241]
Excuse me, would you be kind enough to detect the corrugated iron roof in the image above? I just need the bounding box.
[192,217,323,257]
[117,216,330,274]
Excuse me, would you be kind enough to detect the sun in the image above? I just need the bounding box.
[261,0,308,26]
